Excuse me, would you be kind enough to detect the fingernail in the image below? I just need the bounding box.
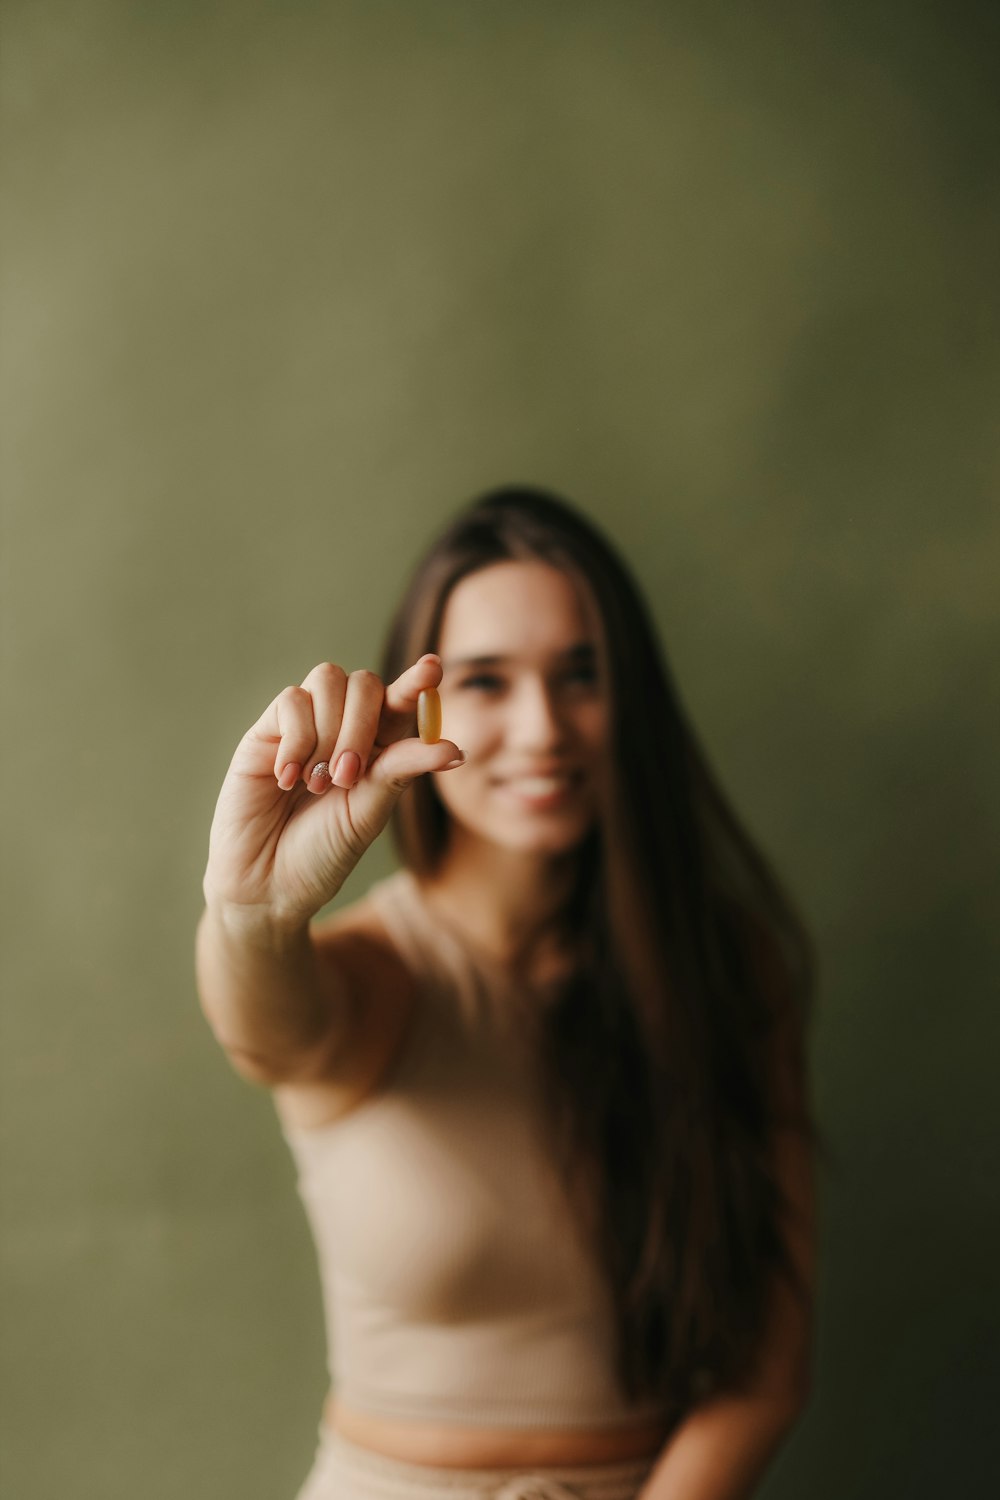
[442,753,466,770]
[309,761,332,792]
[277,763,301,790]
[332,750,360,787]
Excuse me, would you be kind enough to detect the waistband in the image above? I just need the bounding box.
[311,1423,658,1500]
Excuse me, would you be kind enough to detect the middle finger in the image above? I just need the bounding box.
[329,668,389,788]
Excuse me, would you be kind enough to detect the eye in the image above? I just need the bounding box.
[459,673,504,691]
[564,665,597,684]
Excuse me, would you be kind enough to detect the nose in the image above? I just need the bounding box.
[506,677,570,749]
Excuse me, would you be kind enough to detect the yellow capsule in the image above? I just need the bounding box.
[417,687,442,744]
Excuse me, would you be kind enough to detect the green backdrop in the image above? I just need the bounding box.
[3,2,997,1496]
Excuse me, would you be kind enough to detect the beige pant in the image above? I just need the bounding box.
[294,1423,658,1500]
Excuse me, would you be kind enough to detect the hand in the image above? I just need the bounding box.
[202,655,462,928]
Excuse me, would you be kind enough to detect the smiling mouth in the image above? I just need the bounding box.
[491,772,583,805]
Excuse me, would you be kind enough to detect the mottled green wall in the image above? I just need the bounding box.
[3,2,997,1496]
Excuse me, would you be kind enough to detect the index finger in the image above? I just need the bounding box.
[375,653,445,745]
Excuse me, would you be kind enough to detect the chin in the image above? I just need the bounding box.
[483,818,593,855]
[437,788,596,854]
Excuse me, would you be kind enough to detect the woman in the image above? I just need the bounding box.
[196,486,824,1500]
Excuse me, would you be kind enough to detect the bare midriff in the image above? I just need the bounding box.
[324,1392,675,1468]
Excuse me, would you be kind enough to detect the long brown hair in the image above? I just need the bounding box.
[380,484,828,1412]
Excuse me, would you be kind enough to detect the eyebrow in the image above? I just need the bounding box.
[442,642,597,670]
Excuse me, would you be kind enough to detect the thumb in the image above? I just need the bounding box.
[342,738,467,851]
[367,737,466,798]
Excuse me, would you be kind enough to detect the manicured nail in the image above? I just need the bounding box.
[309,761,332,792]
[332,750,360,787]
[277,763,301,790]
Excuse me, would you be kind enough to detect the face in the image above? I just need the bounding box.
[431,560,609,854]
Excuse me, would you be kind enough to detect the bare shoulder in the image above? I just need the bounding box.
[272,888,418,1132]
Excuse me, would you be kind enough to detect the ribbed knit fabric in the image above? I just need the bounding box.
[279,867,673,1429]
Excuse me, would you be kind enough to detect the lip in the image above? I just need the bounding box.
[490,769,581,782]
[491,771,583,809]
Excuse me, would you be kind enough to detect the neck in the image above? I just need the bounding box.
[421,831,581,968]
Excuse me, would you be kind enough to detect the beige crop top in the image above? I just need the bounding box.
[278,867,674,1429]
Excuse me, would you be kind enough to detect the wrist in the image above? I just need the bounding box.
[200,893,313,953]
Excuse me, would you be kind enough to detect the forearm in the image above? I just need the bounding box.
[195,902,329,1079]
[636,1392,805,1500]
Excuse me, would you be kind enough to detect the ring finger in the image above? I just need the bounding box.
[299,661,349,794]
